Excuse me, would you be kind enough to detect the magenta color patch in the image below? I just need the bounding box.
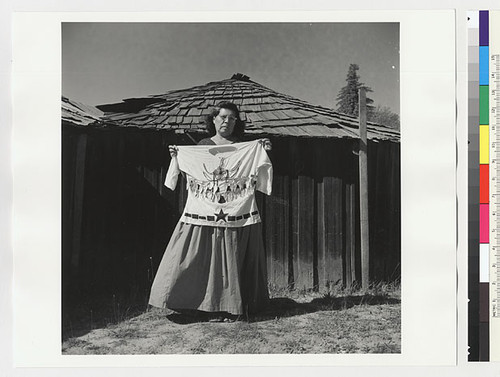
[480,204,489,243]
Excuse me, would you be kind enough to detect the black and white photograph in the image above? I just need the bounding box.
[7,4,466,373]
[60,22,401,355]
[59,21,402,355]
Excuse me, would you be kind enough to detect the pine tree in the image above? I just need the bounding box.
[370,105,400,130]
[335,64,374,117]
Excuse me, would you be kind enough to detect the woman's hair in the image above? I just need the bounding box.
[204,101,245,139]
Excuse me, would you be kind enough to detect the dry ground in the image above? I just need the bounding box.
[62,285,401,354]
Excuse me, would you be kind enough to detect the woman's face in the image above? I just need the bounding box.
[213,108,237,137]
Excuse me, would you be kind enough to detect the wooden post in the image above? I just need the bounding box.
[359,88,370,289]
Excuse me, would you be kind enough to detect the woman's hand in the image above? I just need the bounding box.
[168,145,178,157]
[259,138,272,151]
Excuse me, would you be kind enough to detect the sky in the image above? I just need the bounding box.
[62,22,399,114]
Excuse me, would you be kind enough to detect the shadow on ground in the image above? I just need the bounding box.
[62,301,147,341]
[63,294,401,336]
[164,294,401,324]
[257,294,400,321]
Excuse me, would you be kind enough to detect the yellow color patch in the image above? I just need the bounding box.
[480,125,489,164]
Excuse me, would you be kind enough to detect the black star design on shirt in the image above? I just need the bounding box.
[215,209,228,222]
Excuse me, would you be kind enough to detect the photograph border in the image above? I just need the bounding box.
[11,9,456,367]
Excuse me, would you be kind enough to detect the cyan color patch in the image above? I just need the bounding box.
[480,46,489,85]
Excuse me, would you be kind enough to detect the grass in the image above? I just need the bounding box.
[62,290,150,340]
[62,281,401,355]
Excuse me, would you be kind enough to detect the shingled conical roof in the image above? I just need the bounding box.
[66,74,399,141]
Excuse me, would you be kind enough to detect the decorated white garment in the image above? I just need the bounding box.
[165,139,273,227]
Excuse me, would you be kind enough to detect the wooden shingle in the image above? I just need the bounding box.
[63,74,399,141]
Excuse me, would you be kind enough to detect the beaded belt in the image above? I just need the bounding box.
[183,210,259,222]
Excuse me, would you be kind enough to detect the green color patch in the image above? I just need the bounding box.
[480,85,489,125]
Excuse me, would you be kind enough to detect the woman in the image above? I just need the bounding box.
[149,102,272,322]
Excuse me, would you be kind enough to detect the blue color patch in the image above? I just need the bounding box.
[479,46,489,85]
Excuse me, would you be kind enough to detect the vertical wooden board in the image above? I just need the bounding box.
[265,174,289,290]
[312,140,323,290]
[324,177,344,288]
[338,142,355,287]
[264,178,277,289]
[155,167,161,193]
[382,144,397,280]
[263,177,275,288]
[103,135,119,291]
[85,133,106,290]
[63,131,80,294]
[296,175,315,290]
[117,134,126,238]
[62,132,76,266]
[273,139,291,290]
[367,142,377,244]
[379,144,393,280]
[160,165,166,196]
[388,143,401,280]
[367,142,381,280]
[146,183,157,283]
[70,133,88,273]
[78,134,92,290]
[316,178,326,289]
[354,178,361,285]
[351,182,357,286]
[334,178,344,284]
[143,167,151,190]
[116,135,128,289]
[315,140,344,291]
[282,174,291,289]
[344,184,352,286]
[375,144,386,280]
[106,137,117,261]
[381,144,391,279]
[291,175,299,291]
[311,141,321,291]
[370,142,399,281]
[290,137,315,291]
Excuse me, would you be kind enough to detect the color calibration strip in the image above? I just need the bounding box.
[469,10,500,362]
[479,9,490,362]
[488,10,500,362]
[468,10,490,361]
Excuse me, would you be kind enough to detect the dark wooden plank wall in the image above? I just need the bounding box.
[62,128,178,307]
[62,128,401,309]
[368,141,401,282]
